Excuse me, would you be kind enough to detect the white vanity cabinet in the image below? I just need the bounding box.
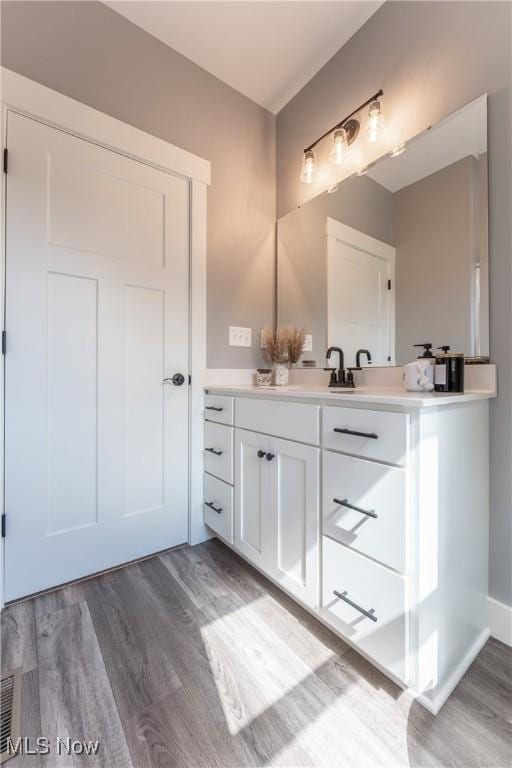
[203,386,491,715]
[322,450,407,573]
[233,428,270,570]
[234,428,320,608]
[233,397,321,608]
[203,396,235,544]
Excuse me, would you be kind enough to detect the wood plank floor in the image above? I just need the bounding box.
[1,539,511,767]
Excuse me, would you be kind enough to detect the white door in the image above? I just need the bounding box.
[234,428,270,570]
[326,217,395,366]
[267,437,319,608]
[4,112,190,600]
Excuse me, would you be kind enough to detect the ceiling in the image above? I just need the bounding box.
[104,1,384,113]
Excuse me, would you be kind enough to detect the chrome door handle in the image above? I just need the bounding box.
[333,590,378,622]
[333,498,378,519]
[163,373,185,386]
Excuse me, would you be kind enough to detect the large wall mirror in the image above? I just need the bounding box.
[277,96,489,367]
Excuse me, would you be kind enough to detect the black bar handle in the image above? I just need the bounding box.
[333,498,378,519]
[205,501,223,514]
[205,447,223,456]
[206,406,223,412]
[334,427,378,440]
[333,590,378,622]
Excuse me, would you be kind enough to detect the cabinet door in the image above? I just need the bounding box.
[234,428,271,570]
[268,437,320,608]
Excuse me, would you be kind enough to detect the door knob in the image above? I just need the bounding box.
[163,373,185,386]
[265,452,275,461]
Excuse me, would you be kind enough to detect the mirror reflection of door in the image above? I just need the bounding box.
[326,218,395,366]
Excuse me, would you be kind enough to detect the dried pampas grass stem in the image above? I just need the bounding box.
[285,327,306,365]
[261,326,288,365]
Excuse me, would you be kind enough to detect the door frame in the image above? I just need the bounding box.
[0,67,211,606]
[326,216,396,365]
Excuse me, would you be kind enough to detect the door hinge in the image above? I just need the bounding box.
[1,331,6,355]
[1,514,6,539]
[3,148,7,174]
[387,279,392,290]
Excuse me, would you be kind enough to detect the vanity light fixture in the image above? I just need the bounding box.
[390,142,406,157]
[365,98,384,142]
[300,89,383,182]
[331,127,349,165]
[300,149,316,183]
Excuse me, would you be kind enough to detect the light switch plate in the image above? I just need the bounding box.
[229,326,252,347]
[303,334,313,352]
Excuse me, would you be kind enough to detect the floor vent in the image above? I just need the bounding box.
[0,669,21,765]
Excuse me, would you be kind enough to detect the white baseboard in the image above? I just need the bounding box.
[489,596,512,646]
[415,628,490,715]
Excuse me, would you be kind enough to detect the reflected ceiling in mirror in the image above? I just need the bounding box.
[277,96,489,368]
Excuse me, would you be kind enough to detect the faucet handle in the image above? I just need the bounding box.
[345,367,361,388]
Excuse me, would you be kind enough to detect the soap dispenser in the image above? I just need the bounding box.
[434,346,465,393]
[415,342,434,358]
[403,343,435,392]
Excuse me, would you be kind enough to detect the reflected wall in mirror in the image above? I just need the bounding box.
[277,96,489,367]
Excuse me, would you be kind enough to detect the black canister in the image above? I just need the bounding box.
[434,346,465,393]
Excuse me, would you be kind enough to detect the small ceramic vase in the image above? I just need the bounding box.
[273,363,289,386]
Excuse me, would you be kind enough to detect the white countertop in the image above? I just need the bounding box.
[204,384,495,408]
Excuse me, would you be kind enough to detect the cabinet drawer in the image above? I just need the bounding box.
[236,397,320,445]
[323,452,406,572]
[322,406,409,466]
[204,473,233,544]
[322,536,406,682]
[205,394,234,425]
[204,421,233,484]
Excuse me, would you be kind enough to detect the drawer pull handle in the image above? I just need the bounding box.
[333,590,378,622]
[205,447,223,456]
[265,452,275,461]
[205,501,223,514]
[206,406,224,412]
[333,498,378,519]
[257,450,266,458]
[334,427,378,440]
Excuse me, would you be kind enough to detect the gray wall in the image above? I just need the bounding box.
[394,157,478,363]
[278,175,393,360]
[276,0,512,606]
[1,0,275,369]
